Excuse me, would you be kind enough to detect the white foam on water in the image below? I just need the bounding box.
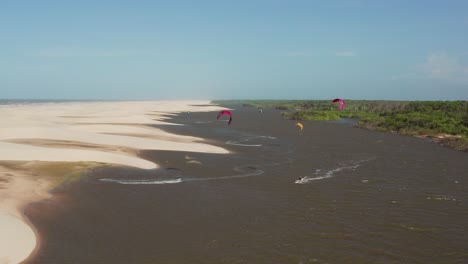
[426,195,458,202]
[100,165,265,185]
[100,178,182,185]
[295,159,372,184]
[225,141,262,147]
[187,166,264,181]
[216,119,230,123]
[295,168,338,184]
[259,136,277,139]
[225,134,276,147]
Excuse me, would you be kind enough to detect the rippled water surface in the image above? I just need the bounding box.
[27,106,468,264]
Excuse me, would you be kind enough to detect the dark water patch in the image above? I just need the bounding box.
[327,118,359,125]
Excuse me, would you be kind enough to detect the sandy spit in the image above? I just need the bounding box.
[0,100,228,264]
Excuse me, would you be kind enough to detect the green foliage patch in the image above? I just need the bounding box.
[214,100,468,151]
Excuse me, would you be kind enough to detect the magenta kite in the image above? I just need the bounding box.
[332,98,345,110]
[217,110,232,125]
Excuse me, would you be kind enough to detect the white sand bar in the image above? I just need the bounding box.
[0,100,228,263]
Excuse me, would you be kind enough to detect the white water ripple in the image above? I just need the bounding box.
[295,159,373,184]
[100,165,264,185]
[100,178,182,185]
[226,134,276,147]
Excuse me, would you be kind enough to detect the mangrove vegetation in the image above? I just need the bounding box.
[213,100,468,151]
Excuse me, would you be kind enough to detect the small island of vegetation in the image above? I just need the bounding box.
[213,100,468,152]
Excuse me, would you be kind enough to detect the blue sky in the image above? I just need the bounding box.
[1,0,467,100]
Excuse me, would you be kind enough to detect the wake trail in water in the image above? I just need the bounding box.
[226,134,277,147]
[99,132,293,185]
[295,158,374,184]
[225,141,262,147]
[100,178,182,185]
[99,165,266,185]
[186,166,264,181]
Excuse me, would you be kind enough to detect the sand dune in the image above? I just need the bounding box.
[0,100,228,263]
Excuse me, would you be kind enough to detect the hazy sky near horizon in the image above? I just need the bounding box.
[1,0,467,100]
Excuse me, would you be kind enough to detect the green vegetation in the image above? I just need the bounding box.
[28,161,100,187]
[213,100,468,151]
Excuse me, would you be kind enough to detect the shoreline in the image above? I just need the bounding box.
[357,123,468,152]
[215,101,467,153]
[0,165,51,264]
[0,100,229,263]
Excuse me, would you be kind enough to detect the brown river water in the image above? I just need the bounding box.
[25,105,468,264]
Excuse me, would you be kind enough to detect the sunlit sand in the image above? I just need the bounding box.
[0,100,228,263]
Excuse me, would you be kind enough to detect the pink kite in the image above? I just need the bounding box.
[332,98,345,110]
[217,110,232,125]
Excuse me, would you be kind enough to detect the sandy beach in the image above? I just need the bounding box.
[0,100,228,263]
